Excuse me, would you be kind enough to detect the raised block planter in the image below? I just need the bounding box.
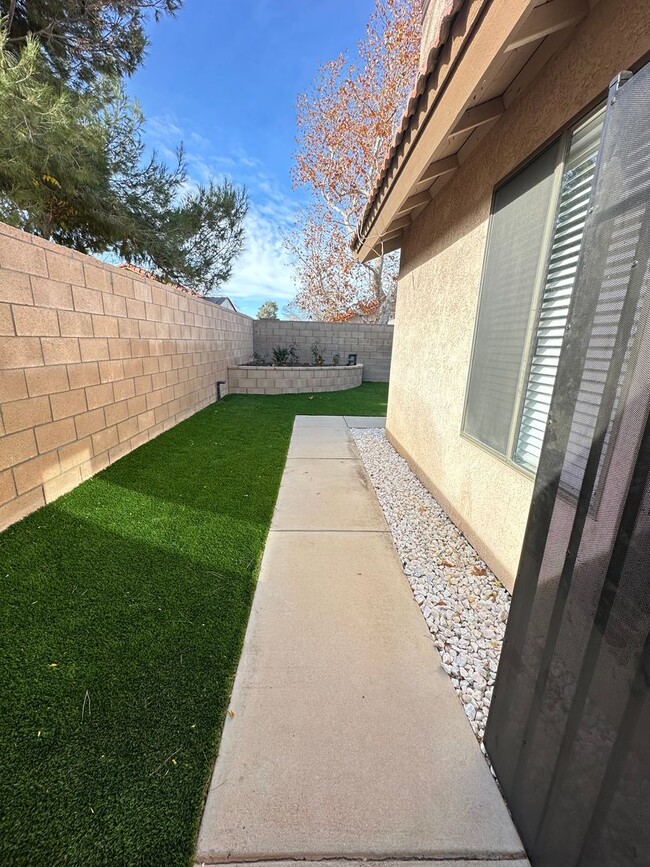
[228,364,363,395]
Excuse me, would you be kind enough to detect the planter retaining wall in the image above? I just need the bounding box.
[253,320,393,381]
[228,364,363,394]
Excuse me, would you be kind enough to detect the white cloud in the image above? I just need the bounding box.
[224,204,297,302]
[146,114,183,141]
[189,130,211,149]
[144,114,184,164]
[143,112,302,312]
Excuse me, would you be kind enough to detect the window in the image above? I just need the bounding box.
[463,106,606,474]
[463,142,561,456]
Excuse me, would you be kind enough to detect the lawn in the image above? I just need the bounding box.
[0,383,388,867]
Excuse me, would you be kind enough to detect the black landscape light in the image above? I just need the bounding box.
[347,353,357,366]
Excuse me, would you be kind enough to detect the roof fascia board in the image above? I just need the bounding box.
[357,0,541,263]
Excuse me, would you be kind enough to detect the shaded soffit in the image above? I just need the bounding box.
[354,0,594,263]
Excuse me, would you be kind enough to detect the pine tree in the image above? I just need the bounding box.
[0,31,248,294]
[0,34,110,243]
[1,0,182,84]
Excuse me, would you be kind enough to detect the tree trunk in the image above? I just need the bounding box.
[367,252,395,323]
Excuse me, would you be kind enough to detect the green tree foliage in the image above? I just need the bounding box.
[1,0,181,84]
[95,86,248,294]
[0,34,109,243]
[257,300,279,320]
[0,29,248,294]
[157,179,248,294]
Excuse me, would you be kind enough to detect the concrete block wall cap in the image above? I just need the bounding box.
[232,363,363,371]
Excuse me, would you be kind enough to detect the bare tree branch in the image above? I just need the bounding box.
[288,0,419,322]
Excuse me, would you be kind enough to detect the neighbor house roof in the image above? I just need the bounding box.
[354,0,591,263]
[204,296,238,312]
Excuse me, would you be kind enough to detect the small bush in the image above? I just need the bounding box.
[288,343,300,366]
[311,342,324,366]
[272,346,290,365]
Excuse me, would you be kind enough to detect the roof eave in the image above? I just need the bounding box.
[354,0,591,263]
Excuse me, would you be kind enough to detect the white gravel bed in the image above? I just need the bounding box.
[350,427,511,747]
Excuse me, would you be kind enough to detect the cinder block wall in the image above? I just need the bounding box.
[228,364,363,394]
[253,320,393,381]
[0,223,253,530]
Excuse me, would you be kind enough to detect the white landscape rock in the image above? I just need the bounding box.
[350,427,511,745]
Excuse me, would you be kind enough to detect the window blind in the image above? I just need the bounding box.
[464,142,560,455]
[515,108,606,473]
[560,155,650,499]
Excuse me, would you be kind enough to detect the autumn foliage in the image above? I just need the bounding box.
[289,0,420,322]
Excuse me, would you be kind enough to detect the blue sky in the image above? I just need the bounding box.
[128,0,375,317]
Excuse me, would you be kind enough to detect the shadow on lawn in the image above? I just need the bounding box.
[0,504,255,865]
[0,387,389,864]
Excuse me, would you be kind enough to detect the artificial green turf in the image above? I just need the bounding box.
[0,383,388,867]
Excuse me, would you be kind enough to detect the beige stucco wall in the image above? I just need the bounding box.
[389,0,650,591]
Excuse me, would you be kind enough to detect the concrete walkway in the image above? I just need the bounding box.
[195,416,528,867]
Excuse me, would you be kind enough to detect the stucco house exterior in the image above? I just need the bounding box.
[354,0,650,590]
